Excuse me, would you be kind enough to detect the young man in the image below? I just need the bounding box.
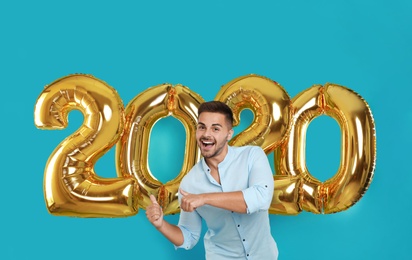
[146,101,278,259]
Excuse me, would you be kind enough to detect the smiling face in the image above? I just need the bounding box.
[196,112,234,163]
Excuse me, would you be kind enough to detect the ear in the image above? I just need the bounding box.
[227,129,234,140]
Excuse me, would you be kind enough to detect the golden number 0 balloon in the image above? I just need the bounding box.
[34,74,139,217]
[274,84,376,214]
[116,84,204,215]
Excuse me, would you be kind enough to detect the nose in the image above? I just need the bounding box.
[203,127,212,138]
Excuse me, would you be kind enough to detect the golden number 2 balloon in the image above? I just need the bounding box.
[34,74,139,217]
[116,84,204,215]
[214,74,302,214]
[214,74,292,153]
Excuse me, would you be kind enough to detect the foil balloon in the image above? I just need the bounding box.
[214,74,292,153]
[269,175,302,215]
[35,74,376,217]
[215,74,300,214]
[34,74,139,217]
[116,84,204,215]
[274,84,376,214]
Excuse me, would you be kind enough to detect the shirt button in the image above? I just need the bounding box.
[237,225,240,227]
[243,239,246,241]
[247,254,250,256]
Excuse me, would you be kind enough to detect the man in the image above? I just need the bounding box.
[146,101,278,259]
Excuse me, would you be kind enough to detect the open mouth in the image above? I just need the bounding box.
[201,139,215,148]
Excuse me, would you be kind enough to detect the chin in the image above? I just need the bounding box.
[201,151,214,158]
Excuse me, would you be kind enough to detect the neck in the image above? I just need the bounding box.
[205,145,229,169]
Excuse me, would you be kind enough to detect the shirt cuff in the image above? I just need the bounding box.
[174,225,193,250]
[242,185,271,214]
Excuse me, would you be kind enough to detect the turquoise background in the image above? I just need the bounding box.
[1,0,411,259]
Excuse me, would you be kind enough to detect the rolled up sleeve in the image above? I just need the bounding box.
[176,220,200,250]
[241,147,274,214]
[175,185,202,250]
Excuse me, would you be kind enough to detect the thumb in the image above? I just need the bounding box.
[149,194,159,205]
[180,189,188,196]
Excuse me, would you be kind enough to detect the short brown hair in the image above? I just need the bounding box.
[198,101,234,127]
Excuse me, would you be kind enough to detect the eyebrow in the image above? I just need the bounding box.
[197,122,223,128]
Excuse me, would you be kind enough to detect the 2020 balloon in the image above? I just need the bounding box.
[34,74,376,217]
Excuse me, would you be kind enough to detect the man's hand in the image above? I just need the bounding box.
[146,194,164,229]
[181,189,248,213]
[180,189,205,212]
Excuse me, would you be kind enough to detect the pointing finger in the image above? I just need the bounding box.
[180,189,188,196]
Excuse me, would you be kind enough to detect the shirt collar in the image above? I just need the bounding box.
[201,145,233,172]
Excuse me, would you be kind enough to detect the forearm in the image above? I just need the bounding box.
[203,191,247,213]
[156,220,185,246]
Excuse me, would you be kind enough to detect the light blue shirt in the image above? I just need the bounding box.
[176,145,278,260]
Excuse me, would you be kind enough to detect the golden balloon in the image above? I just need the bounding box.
[35,74,376,217]
[116,84,204,215]
[215,74,292,153]
[274,84,376,214]
[34,74,139,217]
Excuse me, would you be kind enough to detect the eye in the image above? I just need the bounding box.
[197,125,205,130]
[213,127,220,132]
